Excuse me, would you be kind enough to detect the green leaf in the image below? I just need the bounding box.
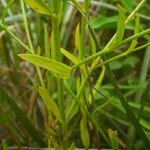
[122,0,133,11]
[91,15,134,30]
[61,48,79,64]
[115,5,126,45]
[39,87,62,123]
[140,119,150,131]
[19,54,71,79]
[89,31,96,55]
[91,16,118,29]
[75,23,81,51]
[80,117,90,148]
[60,48,86,76]
[0,86,46,146]
[2,140,8,150]
[108,128,119,150]
[70,0,85,15]
[44,25,50,58]
[67,100,79,122]
[24,0,52,15]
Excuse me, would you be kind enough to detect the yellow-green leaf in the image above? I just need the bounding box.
[115,5,126,45]
[61,48,79,63]
[108,128,119,150]
[90,32,96,55]
[19,54,71,79]
[80,117,90,148]
[60,48,86,76]
[39,86,62,122]
[75,23,81,51]
[24,0,52,15]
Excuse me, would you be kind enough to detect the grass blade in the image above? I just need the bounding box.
[0,86,46,146]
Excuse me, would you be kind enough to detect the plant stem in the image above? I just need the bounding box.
[20,0,34,53]
[79,0,90,59]
[20,0,45,88]
[125,0,146,23]
[120,28,150,45]
[71,0,149,69]
[104,61,150,149]
[71,0,150,146]
[73,28,150,68]
[88,16,150,149]
[0,24,32,52]
[51,0,67,148]
[64,82,111,146]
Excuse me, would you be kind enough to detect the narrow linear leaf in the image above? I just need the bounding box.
[111,98,150,130]
[67,77,81,121]
[91,15,134,30]
[24,0,52,16]
[108,128,119,150]
[115,5,126,45]
[102,5,126,51]
[140,119,150,131]
[91,16,118,29]
[0,87,46,146]
[39,87,62,122]
[75,23,81,52]
[67,100,79,122]
[60,48,86,75]
[90,31,96,55]
[80,117,90,148]
[70,0,85,15]
[19,54,71,79]
[89,66,105,104]
[124,15,139,53]
[61,48,79,63]
[44,25,50,58]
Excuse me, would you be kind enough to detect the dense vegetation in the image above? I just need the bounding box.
[0,0,150,149]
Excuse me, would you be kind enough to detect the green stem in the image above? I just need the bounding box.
[64,82,111,146]
[120,28,150,45]
[104,61,150,149]
[20,0,45,88]
[73,28,150,68]
[20,0,34,53]
[51,0,67,148]
[71,0,149,69]
[79,0,90,59]
[125,0,146,23]
[51,16,60,60]
[0,24,32,52]
[71,0,150,147]
[88,16,150,149]
[103,41,150,65]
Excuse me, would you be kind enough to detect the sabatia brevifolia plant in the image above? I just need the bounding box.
[0,0,150,149]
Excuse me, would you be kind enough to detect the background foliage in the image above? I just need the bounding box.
[0,0,150,149]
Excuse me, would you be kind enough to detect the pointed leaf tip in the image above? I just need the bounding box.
[19,54,71,79]
[24,0,52,16]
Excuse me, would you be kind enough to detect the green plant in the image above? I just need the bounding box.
[0,0,150,149]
